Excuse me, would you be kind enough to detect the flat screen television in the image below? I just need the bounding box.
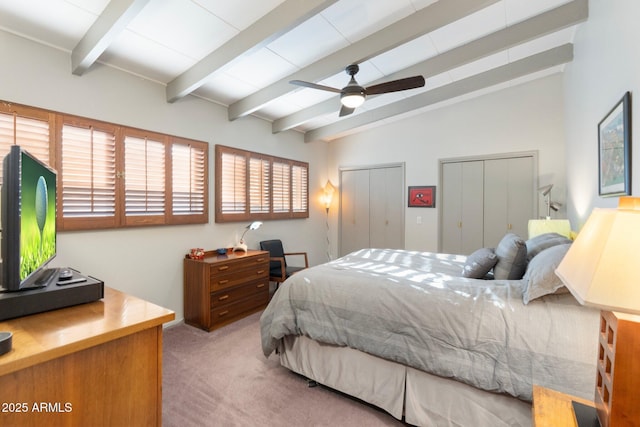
[1,145,57,291]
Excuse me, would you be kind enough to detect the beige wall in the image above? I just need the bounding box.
[328,74,566,253]
[0,30,329,323]
[563,0,640,229]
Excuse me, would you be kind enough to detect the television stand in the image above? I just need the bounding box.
[0,270,104,321]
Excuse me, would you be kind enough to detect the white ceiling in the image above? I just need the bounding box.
[0,0,588,142]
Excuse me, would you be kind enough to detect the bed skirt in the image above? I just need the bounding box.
[278,335,532,427]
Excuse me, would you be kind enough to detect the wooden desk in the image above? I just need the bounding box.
[532,385,596,427]
[0,287,174,427]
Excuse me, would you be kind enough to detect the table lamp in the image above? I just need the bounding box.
[233,221,262,252]
[555,197,640,427]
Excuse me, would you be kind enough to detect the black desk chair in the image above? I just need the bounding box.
[259,239,308,290]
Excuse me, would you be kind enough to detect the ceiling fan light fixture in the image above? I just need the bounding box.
[341,92,365,108]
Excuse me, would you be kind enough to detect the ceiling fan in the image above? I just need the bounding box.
[290,64,425,117]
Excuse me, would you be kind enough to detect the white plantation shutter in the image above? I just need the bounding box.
[172,142,207,216]
[124,135,166,220]
[61,123,117,220]
[0,108,52,185]
[250,156,270,214]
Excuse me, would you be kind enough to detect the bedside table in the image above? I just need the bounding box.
[532,385,597,427]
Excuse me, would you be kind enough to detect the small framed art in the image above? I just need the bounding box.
[598,91,631,197]
[408,186,436,208]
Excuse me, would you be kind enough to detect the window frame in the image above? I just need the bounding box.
[215,144,309,223]
[0,100,209,231]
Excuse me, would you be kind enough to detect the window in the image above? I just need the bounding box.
[0,100,208,231]
[0,103,54,185]
[215,145,308,222]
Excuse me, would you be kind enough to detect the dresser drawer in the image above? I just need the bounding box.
[210,264,268,292]
[210,290,270,326]
[208,254,269,276]
[210,279,268,308]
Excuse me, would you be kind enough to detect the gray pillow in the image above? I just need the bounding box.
[494,233,527,280]
[525,232,572,262]
[522,243,572,304]
[462,247,498,279]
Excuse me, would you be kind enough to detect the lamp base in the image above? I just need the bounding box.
[232,242,248,252]
[572,401,600,427]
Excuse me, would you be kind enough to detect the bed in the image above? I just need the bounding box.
[260,233,601,426]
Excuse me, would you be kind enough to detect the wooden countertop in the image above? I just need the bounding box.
[0,287,175,376]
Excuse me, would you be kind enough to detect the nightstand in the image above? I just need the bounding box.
[532,385,597,427]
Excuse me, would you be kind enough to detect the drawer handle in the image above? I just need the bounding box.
[218,265,229,271]
[218,294,229,301]
[219,279,229,285]
[218,310,229,317]
[256,270,265,274]
[257,257,265,262]
[257,283,265,288]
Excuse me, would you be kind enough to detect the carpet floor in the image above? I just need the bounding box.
[162,311,407,426]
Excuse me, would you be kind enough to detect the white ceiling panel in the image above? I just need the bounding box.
[126,0,238,60]
[267,14,349,69]
[0,0,589,141]
[428,1,506,53]
[0,0,98,50]
[101,30,196,83]
[320,0,416,43]
[194,0,287,31]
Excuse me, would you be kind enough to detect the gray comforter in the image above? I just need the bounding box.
[260,248,600,401]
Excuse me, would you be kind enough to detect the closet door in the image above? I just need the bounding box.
[483,157,534,247]
[340,169,370,256]
[441,161,484,255]
[369,167,403,249]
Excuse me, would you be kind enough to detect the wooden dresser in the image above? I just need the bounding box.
[183,249,270,331]
[0,287,174,427]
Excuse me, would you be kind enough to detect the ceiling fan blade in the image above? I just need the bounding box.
[289,80,341,93]
[339,105,355,117]
[365,75,425,95]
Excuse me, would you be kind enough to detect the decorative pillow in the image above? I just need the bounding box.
[462,247,498,279]
[493,233,527,280]
[525,232,572,262]
[522,243,572,304]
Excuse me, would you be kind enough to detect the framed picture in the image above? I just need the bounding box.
[598,91,631,197]
[408,186,435,208]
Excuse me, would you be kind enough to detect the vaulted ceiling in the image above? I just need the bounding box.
[0,0,588,142]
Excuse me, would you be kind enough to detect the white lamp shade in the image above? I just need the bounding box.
[528,219,571,239]
[556,198,640,314]
[341,94,365,108]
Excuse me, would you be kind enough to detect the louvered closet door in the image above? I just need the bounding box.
[340,169,371,257]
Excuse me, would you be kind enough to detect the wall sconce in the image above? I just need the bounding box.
[322,180,336,213]
[233,221,262,252]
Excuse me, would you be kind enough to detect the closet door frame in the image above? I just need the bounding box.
[437,151,538,252]
[339,162,406,257]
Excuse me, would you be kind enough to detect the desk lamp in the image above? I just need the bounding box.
[528,184,571,238]
[233,221,262,252]
[555,197,640,427]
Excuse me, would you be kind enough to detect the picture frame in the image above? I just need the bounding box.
[598,91,632,197]
[408,186,436,208]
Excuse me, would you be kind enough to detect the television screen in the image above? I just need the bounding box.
[1,146,57,291]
